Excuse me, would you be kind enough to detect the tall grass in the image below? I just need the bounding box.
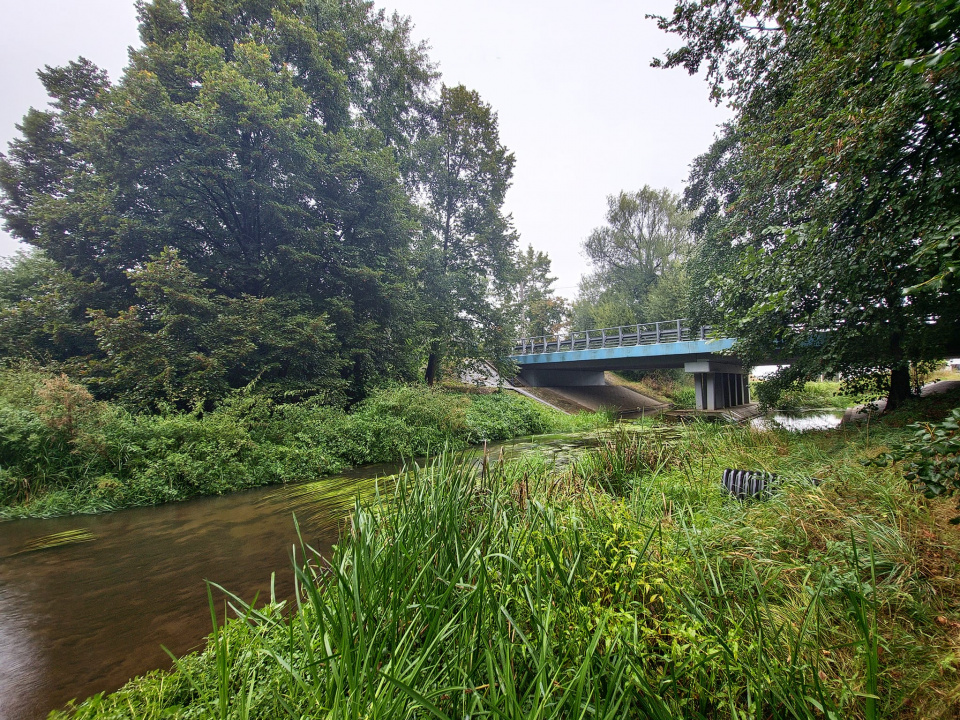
[55,422,960,719]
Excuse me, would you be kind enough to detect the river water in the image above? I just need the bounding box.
[751,409,845,432]
[0,417,838,719]
[0,435,603,720]
[0,468,387,720]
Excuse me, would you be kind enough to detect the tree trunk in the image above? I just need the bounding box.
[885,330,911,412]
[424,342,441,386]
[886,364,911,411]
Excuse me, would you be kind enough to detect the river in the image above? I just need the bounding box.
[0,435,602,720]
[0,466,387,720]
[0,416,841,719]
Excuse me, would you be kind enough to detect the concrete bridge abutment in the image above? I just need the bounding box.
[684,361,750,411]
[518,367,606,387]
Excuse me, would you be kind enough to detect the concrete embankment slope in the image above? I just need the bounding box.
[509,373,669,416]
[462,362,668,415]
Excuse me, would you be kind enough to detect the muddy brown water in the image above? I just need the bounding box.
[0,475,363,720]
[0,435,605,720]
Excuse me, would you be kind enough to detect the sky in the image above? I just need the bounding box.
[0,0,730,298]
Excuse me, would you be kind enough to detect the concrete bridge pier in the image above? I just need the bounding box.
[685,361,750,411]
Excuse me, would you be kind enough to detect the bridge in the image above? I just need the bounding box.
[509,320,750,412]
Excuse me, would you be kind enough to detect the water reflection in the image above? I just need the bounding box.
[752,409,844,432]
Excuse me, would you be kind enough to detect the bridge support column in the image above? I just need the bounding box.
[685,361,750,411]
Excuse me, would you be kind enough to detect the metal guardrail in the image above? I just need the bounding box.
[512,319,713,356]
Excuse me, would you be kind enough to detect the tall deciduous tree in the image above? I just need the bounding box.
[573,186,693,329]
[413,84,518,384]
[0,250,99,364]
[88,249,341,409]
[0,0,435,401]
[655,0,960,408]
[513,245,568,338]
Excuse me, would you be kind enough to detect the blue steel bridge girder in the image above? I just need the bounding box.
[509,321,752,411]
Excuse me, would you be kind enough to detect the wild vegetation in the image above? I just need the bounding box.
[0,368,603,519]
[758,380,859,413]
[655,0,960,410]
[51,408,960,719]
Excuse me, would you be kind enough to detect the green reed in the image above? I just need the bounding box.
[53,422,960,719]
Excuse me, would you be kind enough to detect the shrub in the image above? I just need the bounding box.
[0,373,599,517]
[463,391,549,443]
[868,407,960,522]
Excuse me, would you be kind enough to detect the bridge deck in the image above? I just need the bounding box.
[510,320,737,372]
[508,337,737,371]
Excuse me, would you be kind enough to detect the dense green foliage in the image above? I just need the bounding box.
[52,422,960,718]
[0,0,424,401]
[0,0,541,404]
[414,84,519,383]
[656,0,960,409]
[869,407,960,522]
[572,187,693,331]
[512,245,568,338]
[757,380,855,412]
[0,369,597,519]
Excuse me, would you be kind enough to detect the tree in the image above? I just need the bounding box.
[641,262,691,323]
[570,276,638,332]
[413,84,518,384]
[573,187,693,329]
[0,0,437,401]
[88,250,342,409]
[655,0,960,409]
[512,245,568,338]
[0,250,99,364]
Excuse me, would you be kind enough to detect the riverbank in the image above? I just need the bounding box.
[0,369,607,520]
[52,402,960,718]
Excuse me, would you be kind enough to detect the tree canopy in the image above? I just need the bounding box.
[413,84,518,384]
[572,187,693,330]
[656,0,960,407]
[0,0,527,405]
[512,245,567,338]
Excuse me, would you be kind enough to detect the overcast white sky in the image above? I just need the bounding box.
[0,0,730,297]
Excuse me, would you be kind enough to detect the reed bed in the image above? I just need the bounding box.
[55,422,960,719]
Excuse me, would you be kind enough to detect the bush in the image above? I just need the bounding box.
[868,407,960,522]
[463,391,549,443]
[0,372,601,518]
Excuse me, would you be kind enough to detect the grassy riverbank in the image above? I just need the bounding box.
[54,408,960,718]
[0,369,605,520]
[772,380,859,411]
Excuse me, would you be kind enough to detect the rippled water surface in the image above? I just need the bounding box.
[752,409,845,432]
[0,433,608,719]
[0,476,366,719]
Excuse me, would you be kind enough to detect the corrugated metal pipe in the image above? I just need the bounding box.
[722,468,821,499]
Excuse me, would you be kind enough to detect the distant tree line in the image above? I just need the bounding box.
[0,0,565,409]
[570,186,693,332]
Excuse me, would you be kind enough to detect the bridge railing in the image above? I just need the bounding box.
[512,319,713,356]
